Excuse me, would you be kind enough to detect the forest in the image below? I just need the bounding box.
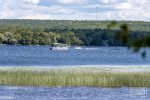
[0,19,150,46]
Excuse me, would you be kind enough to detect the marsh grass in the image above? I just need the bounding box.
[0,69,150,87]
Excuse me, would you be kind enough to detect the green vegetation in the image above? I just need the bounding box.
[0,69,150,87]
[0,19,150,46]
[107,21,150,58]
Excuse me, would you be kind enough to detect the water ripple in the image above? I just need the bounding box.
[0,86,150,100]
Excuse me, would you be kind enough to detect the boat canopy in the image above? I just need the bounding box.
[52,43,68,47]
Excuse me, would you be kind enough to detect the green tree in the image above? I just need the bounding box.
[4,32,17,45]
[20,32,32,45]
[0,33,7,44]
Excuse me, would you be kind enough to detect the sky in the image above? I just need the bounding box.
[0,0,149,21]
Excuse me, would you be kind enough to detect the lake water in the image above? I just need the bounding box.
[0,46,150,100]
[0,86,150,100]
[0,46,150,67]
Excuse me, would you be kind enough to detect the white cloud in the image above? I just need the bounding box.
[99,0,125,4]
[0,0,150,21]
[57,0,87,4]
[22,0,40,4]
[22,14,51,19]
[116,3,133,10]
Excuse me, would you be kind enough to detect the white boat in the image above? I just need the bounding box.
[74,46,82,50]
[50,43,69,51]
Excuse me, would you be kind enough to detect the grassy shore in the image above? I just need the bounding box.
[0,67,150,87]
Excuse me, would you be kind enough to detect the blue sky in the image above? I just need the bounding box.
[0,0,149,21]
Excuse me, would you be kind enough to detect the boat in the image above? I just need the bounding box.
[74,46,82,50]
[49,43,69,50]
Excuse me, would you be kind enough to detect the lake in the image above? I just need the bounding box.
[0,46,150,100]
[0,46,150,67]
[0,86,150,100]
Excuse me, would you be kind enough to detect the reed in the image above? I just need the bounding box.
[0,69,150,87]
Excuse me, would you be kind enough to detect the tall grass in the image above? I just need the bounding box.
[0,69,150,87]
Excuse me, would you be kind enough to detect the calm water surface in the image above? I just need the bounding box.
[0,86,149,100]
[0,46,150,67]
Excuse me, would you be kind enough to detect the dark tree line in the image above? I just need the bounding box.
[0,19,150,47]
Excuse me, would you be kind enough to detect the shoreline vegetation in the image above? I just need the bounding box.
[0,20,150,46]
[0,67,150,87]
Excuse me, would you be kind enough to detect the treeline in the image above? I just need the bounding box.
[0,19,150,46]
[0,31,81,45]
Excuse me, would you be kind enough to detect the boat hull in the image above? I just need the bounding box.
[50,47,69,51]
